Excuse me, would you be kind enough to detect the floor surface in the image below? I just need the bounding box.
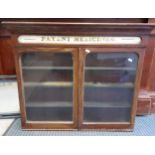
[4,115,155,136]
[0,119,14,135]
[0,81,19,136]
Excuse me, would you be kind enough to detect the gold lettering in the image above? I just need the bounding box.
[74,37,79,42]
[40,36,129,44]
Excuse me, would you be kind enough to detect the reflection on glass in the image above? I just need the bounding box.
[21,52,73,121]
[84,52,138,122]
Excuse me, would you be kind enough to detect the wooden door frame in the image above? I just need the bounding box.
[78,47,145,131]
[14,47,79,130]
[0,40,3,75]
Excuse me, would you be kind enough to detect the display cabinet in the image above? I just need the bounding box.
[12,46,144,130]
[19,49,78,130]
[79,48,143,130]
[2,20,155,130]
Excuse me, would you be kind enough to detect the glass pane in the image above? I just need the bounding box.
[21,52,73,122]
[84,52,138,122]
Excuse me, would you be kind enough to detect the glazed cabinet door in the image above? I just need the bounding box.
[16,48,78,130]
[79,48,144,130]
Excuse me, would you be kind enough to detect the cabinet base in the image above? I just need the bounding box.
[137,90,155,115]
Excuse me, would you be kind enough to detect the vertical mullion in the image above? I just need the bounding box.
[72,49,78,129]
[78,48,86,129]
[130,50,145,127]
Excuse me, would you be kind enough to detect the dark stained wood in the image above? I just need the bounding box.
[2,19,155,130]
[78,48,144,130]
[147,44,155,91]
[0,38,3,75]
[1,18,148,23]
[151,98,155,113]
[137,99,151,115]
[0,48,3,75]
[137,91,155,115]
[1,19,155,115]
[0,37,15,75]
[14,46,145,130]
[2,20,155,36]
[0,21,15,76]
[0,26,11,37]
[137,91,151,115]
[14,47,79,130]
[148,18,155,23]
[139,37,155,89]
[80,123,133,131]
[149,93,155,113]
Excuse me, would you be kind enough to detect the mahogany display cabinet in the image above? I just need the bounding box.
[2,20,155,131]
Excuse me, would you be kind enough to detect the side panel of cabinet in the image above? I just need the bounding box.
[14,47,79,130]
[78,48,144,130]
[0,38,15,75]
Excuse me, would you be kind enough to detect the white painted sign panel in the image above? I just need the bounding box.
[18,35,141,45]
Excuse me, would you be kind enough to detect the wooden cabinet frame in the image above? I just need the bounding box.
[14,46,144,131]
[2,20,155,117]
[14,47,79,130]
[78,48,145,130]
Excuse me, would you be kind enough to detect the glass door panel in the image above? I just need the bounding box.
[21,52,74,122]
[84,52,138,123]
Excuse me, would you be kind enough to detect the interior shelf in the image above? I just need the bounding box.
[84,102,131,108]
[22,66,73,70]
[26,102,72,107]
[24,82,73,87]
[26,101,130,108]
[23,81,133,88]
[22,66,136,71]
[85,82,133,88]
[85,67,136,71]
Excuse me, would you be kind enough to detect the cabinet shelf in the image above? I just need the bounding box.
[85,82,133,88]
[23,81,133,88]
[26,101,130,108]
[22,66,135,71]
[85,67,136,71]
[24,82,73,87]
[24,82,133,88]
[26,102,72,107]
[85,102,130,108]
[22,66,73,70]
